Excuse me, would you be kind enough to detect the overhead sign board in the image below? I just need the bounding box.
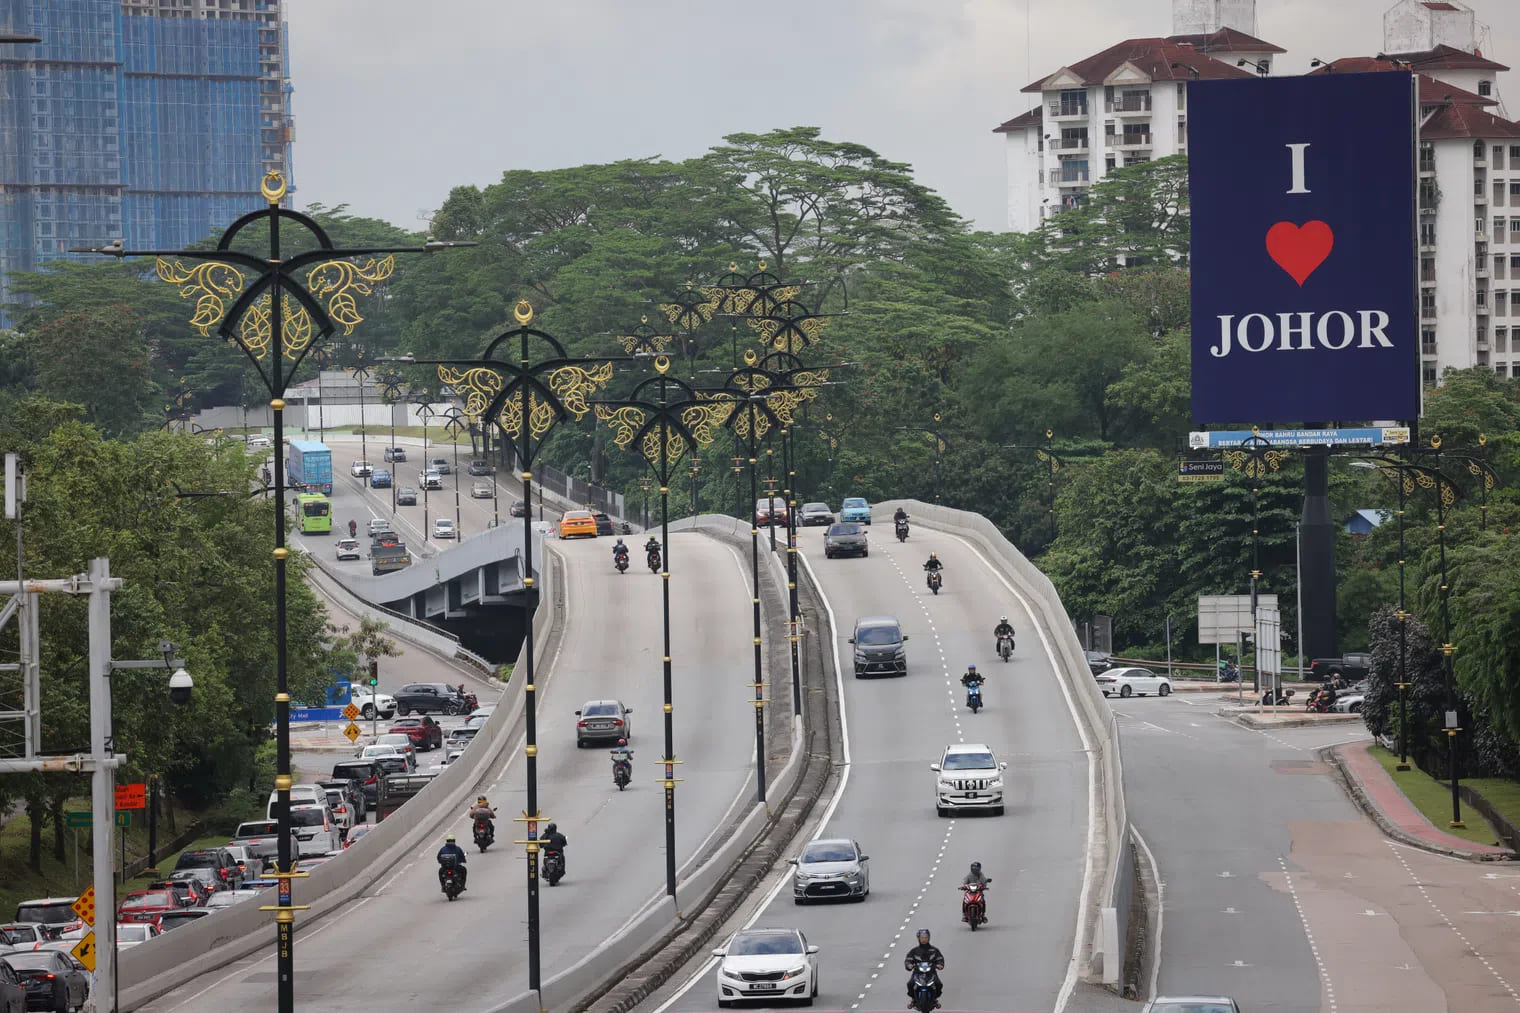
[1189,72,1419,425]
[1189,427,1410,449]
[1178,460,1226,483]
[1199,594,1280,645]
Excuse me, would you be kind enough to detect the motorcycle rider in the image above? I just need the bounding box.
[348,518,358,538]
[961,862,990,922]
[437,833,468,891]
[894,507,909,524]
[610,737,634,780]
[540,821,568,873]
[923,552,943,587]
[903,928,945,1007]
[612,538,630,566]
[645,536,661,565]
[960,664,983,691]
[993,616,1014,653]
[468,795,496,841]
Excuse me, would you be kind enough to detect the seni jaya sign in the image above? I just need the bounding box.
[1189,72,1419,425]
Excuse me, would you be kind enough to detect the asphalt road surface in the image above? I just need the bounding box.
[139,530,760,1012]
[656,522,1091,1013]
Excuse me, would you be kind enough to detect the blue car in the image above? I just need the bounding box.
[370,468,392,488]
[840,496,872,525]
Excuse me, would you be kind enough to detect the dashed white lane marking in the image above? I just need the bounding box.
[1388,842,1520,1003]
[885,552,963,741]
[850,822,955,1010]
[1277,856,1337,1012]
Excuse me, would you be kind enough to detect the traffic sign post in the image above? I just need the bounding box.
[115,782,147,810]
[342,722,361,743]
[71,887,96,926]
[62,811,129,828]
[71,931,97,972]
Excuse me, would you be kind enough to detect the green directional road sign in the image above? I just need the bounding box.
[63,812,130,828]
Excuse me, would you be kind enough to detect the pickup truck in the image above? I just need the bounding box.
[390,715,444,751]
[228,820,301,871]
[374,771,438,820]
[372,541,411,576]
[1309,653,1371,683]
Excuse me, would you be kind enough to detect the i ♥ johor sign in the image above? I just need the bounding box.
[1189,72,1419,425]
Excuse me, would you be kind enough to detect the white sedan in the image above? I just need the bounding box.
[1096,666,1172,698]
[713,928,819,1007]
[433,518,456,539]
[335,538,361,561]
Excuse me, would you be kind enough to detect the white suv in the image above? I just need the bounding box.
[931,743,1008,816]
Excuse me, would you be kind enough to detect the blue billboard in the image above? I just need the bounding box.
[1189,72,1419,425]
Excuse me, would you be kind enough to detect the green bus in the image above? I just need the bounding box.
[296,493,332,534]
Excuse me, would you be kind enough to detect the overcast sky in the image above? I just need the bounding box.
[286,0,1519,233]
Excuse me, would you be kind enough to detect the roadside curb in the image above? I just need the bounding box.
[1323,742,1518,863]
[1220,709,1362,729]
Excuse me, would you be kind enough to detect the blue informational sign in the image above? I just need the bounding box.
[1189,72,1419,425]
[1189,427,1411,448]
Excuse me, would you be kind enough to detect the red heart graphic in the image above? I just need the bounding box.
[1265,220,1334,286]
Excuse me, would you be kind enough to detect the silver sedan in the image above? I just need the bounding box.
[790,837,869,902]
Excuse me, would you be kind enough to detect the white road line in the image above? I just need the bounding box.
[647,541,854,1013]
[1277,855,1337,1012]
[940,533,1095,1013]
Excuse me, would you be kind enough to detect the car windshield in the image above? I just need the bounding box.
[376,736,410,747]
[290,808,326,828]
[856,626,900,646]
[801,842,856,863]
[121,892,172,909]
[828,524,861,535]
[175,852,218,868]
[325,791,344,806]
[942,751,996,771]
[1148,1005,1237,1013]
[331,765,369,779]
[728,932,803,956]
[843,498,866,508]
[804,503,827,512]
[1,952,56,970]
[583,703,619,716]
[237,821,278,836]
[117,925,151,941]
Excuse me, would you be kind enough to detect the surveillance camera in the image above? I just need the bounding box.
[169,667,193,706]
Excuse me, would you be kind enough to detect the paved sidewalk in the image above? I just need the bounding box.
[1335,740,1513,858]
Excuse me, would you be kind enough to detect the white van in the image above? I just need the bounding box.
[289,803,341,857]
[266,784,325,820]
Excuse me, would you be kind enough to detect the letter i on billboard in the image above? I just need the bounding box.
[1188,72,1419,425]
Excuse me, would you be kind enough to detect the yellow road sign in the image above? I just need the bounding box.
[70,887,95,926]
[343,722,362,743]
[71,931,96,971]
[342,702,361,721]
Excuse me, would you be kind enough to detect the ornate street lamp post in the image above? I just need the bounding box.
[1219,430,1289,694]
[894,414,951,502]
[444,406,466,539]
[73,170,471,1012]
[1003,430,1069,544]
[413,391,435,539]
[379,372,406,515]
[352,348,372,471]
[400,300,613,996]
[595,357,735,902]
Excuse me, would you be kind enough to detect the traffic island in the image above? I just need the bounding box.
[1327,740,1516,861]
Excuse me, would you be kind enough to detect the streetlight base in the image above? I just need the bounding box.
[1448,820,1467,829]
[1395,763,1411,771]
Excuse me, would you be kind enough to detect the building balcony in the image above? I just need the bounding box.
[1477,230,1489,242]
[1049,168,1092,186]
[1475,191,1488,205]
[1477,263,1488,277]
[1105,96,1152,115]
[1049,138,1090,153]
[1114,133,1152,150]
[1420,159,1436,174]
[1046,103,1089,121]
[1475,153,1489,168]
[1422,272,1437,285]
[1422,307,1437,320]
[1477,304,1490,316]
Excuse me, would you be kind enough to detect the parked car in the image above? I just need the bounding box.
[799,502,834,526]
[349,690,397,720]
[350,460,372,478]
[849,616,908,678]
[383,446,407,462]
[394,682,467,716]
[396,486,418,506]
[591,511,615,536]
[790,837,869,902]
[1096,667,1173,698]
[2,950,90,1012]
[754,496,789,526]
[840,496,872,524]
[510,499,529,518]
[370,467,392,488]
[932,742,1008,816]
[390,716,444,751]
[558,510,598,538]
[228,820,301,870]
[471,480,493,498]
[575,699,633,747]
[335,537,362,561]
[711,928,819,1007]
[467,459,492,475]
[429,456,451,475]
[433,517,456,539]
[823,522,868,559]
[173,847,244,890]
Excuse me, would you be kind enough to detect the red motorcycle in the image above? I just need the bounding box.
[960,882,989,930]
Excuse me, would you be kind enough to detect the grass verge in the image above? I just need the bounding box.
[1368,745,1509,847]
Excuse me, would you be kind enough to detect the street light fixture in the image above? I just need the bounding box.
[379,372,406,515]
[72,170,472,1013]
[1002,429,1069,544]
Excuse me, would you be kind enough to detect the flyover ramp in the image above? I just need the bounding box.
[130,530,762,1011]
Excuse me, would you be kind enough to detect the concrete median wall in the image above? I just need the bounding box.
[874,499,1128,987]
[118,544,565,1010]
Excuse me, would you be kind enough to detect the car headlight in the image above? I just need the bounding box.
[781,965,808,980]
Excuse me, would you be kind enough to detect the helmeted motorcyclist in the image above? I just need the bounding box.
[894,507,908,524]
[993,616,1014,652]
[540,822,568,872]
[348,519,358,538]
[960,664,982,689]
[437,833,467,890]
[903,928,945,1007]
[468,795,496,827]
[962,861,990,889]
[610,737,634,782]
[645,536,661,563]
[613,538,629,562]
[923,553,942,588]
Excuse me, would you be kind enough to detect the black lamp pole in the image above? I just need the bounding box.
[395,302,614,997]
[74,171,472,1013]
[894,415,951,503]
[379,373,405,514]
[444,407,465,539]
[413,392,435,540]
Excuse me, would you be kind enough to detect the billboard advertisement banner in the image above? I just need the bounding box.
[1189,72,1418,425]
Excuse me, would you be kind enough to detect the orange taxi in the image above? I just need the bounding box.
[558,510,598,539]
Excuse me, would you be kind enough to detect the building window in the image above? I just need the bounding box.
[1424,363,1438,384]
[1512,255,1520,273]
[1421,222,1437,246]
[1421,257,1436,282]
[1498,183,1508,206]
[1498,146,1510,169]
[1512,292,1520,311]
[1498,328,1509,353]
[1480,79,1493,96]
[1511,145,1520,160]
[1477,289,1487,307]
[1512,220,1520,240]
[1057,90,1087,116]
[1422,291,1437,318]
[1498,364,1508,377]
[1420,142,1436,172]
[1500,256,1510,279]
[1499,291,1509,315]
[1422,327,1437,354]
